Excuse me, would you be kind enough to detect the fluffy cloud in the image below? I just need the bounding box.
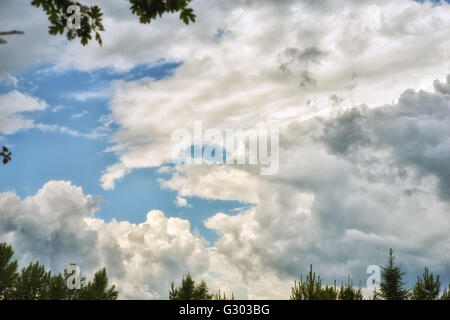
[0,181,100,273]
[0,181,293,299]
[175,196,189,207]
[2,80,450,298]
[99,0,450,188]
[0,91,47,134]
[160,165,259,204]
[0,181,211,299]
[2,0,450,299]
[202,78,450,288]
[92,0,450,292]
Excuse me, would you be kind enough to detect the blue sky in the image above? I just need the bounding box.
[0,63,249,244]
[1,0,450,299]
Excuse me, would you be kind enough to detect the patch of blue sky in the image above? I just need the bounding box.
[1,62,248,245]
[414,0,450,5]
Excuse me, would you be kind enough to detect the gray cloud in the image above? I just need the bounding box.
[322,79,450,202]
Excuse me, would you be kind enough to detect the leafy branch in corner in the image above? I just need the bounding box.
[30,0,196,46]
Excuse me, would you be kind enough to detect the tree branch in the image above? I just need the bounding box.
[0,30,25,36]
[0,30,24,44]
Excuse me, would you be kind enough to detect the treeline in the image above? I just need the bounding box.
[0,242,118,300]
[169,273,234,300]
[290,248,450,300]
[170,248,450,300]
[2,242,450,300]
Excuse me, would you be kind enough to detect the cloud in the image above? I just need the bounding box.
[98,0,450,189]
[2,0,450,299]
[100,163,131,190]
[71,110,89,119]
[0,181,100,274]
[175,196,190,208]
[160,165,259,204]
[0,90,107,139]
[0,90,47,134]
[201,77,450,287]
[0,180,284,299]
[0,181,211,299]
[51,105,65,113]
[35,123,107,140]
[3,74,450,298]
[0,0,63,73]
[0,73,19,88]
[64,90,109,102]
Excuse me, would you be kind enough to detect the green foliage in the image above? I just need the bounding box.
[412,267,441,300]
[0,243,18,299]
[13,261,51,300]
[78,268,118,300]
[320,282,338,300]
[380,248,409,300]
[31,0,104,46]
[440,285,450,300]
[129,0,196,25]
[47,273,70,300]
[31,0,196,46]
[0,242,118,300]
[169,273,233,300]
[337,277,363,300]
[214,289,234,300]
[290,265,363,300]
[290,265,338,300]
[372,288,381,300]
[169,273,213,300]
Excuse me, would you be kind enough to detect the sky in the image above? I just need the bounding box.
[0,0,450,299]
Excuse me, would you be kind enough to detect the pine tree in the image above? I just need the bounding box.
[441,285,450,300]
[47,273,70,300]
[169,273,213,300]
[412,267,440,300]
[170,273,195,300]
[290,265,336,300]
[214,289,234,300]
[380,248,409,300]
[338,277,363,300]
[0,242,119,300]
[193,280,213,300]
[320,281,338,300]
[0,242,18,299]
[372,288,381,300]
[78,268,118,300]
[13,261,51,300]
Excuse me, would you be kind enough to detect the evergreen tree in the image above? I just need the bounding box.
[440,285,450,300]
[170,273,194,300]
[0,242,18,299]
[320,281,338,300]
[47,273,70,300]
[214,290,234,300]
[193,280,213,300]
[380,248,409,300]
[78,268,118,300]
[13,261,51,300]
[169,273,214,300]
[372,288,381,300]
[412,267,440,300]
[338,277,363,300]
[290,265,337,300]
